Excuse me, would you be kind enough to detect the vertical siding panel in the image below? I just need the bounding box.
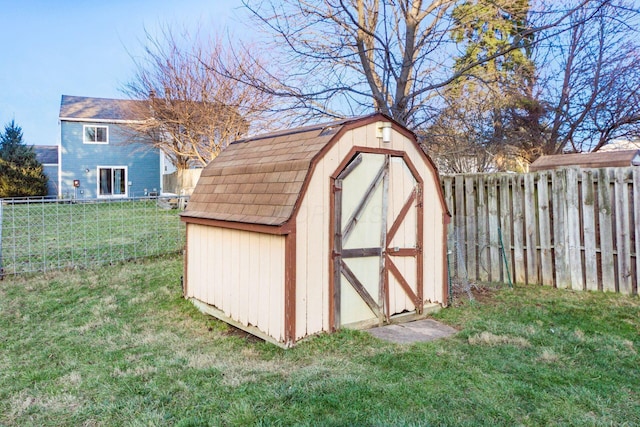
[566,168,583,290]
[512,175,526,284]
[582,170,598,291]
[321,156,332,331]
[296,200,309,339]
[553,169,570,288]
[537,172,553,286]
[524,173,539,285]
[268,235,284,342]
[237,230,250,325]
[247,231,260,327]
[465,176,477,280]
[229,229,241,320]
[210,227,219,308]
[258,233,271,331]
[614,168,632,294]
[306,162,325,336]
[598,169,615,292]
[186,225,195,298]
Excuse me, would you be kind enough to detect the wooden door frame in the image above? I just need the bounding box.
[329,147,424,330]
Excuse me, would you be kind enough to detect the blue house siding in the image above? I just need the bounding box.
[32,145,61,197]
[60,121,160,199]
[43,165,59,196]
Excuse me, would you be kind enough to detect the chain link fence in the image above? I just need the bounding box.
[0,196,188,277]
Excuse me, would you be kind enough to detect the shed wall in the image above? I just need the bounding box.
[186,224,286,341]
[294,124,446,340]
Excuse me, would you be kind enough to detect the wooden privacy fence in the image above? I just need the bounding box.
[442,167,639,295]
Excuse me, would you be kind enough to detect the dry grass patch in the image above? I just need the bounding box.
[537,348,561,363]
[468,331,531,347]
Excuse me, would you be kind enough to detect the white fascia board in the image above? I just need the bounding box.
[58,117,146,125]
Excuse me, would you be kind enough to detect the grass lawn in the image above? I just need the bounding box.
[1,255,638,426]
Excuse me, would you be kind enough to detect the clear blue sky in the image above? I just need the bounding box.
[1,0,245,146]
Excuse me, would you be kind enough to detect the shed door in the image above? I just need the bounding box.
[333,152,423,327]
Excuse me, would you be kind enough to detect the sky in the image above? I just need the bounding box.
[1,0,246,146]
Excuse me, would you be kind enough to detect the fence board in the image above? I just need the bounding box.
[443,166,638,295]
[465,176,477,280]
[487,177,501,281]
[477,176,489,281]
[581,170,598,291]
[443,177,455,273]
[615,168,632,294]
[537,172,553,286]
[635,168,640,295]
[455,175,465,277]
[512,175,526,284]
[499,175,513,284]
[598,169,615,292]
[552,170,570,288]
[566,168,583,290]
[524,173,538,285]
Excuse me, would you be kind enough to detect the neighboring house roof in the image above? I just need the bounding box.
[182,113,445,227]
[32,145,59,164]
[599,139,640,152]
[529,150,640,172]
[59,95,147,123]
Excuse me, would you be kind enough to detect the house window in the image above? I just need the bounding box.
[98,166,127,197]
[84,125,108,144]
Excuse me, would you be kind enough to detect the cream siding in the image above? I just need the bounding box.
[295,124,447,340]
[186,224,286,341]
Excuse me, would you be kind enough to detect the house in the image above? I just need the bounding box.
[32,145,60,197]
[529,150,640,172]
[58,95,163,198]
[181,114,451,347]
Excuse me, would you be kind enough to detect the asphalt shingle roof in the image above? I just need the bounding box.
[182,116,373,226]
[59,95,146,122]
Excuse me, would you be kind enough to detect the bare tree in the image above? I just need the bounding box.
[238,0,597,130]
[534,0,640,154]
[122,26,275,170]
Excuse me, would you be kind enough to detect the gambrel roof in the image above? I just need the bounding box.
[59,95,146,123]
[182,113,447,227]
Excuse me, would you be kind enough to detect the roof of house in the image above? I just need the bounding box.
[59,95,146,122]
[529,150,640,172]
[32,145,58,164]
[599,139,640,152]
[182,113,435,227]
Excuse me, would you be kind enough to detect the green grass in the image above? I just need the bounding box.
[1,256,639,426]
[0,199,183,275]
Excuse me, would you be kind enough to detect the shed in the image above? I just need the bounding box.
[529,150,640,172]
[181,114,451,347]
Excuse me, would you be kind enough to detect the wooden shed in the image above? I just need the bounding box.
[181,114,451,347]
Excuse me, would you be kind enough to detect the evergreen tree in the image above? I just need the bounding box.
[424,0,539,172]
[0,120,48,198]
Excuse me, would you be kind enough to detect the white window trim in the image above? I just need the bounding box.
[83,125,109,144]
[96,165,128,198]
